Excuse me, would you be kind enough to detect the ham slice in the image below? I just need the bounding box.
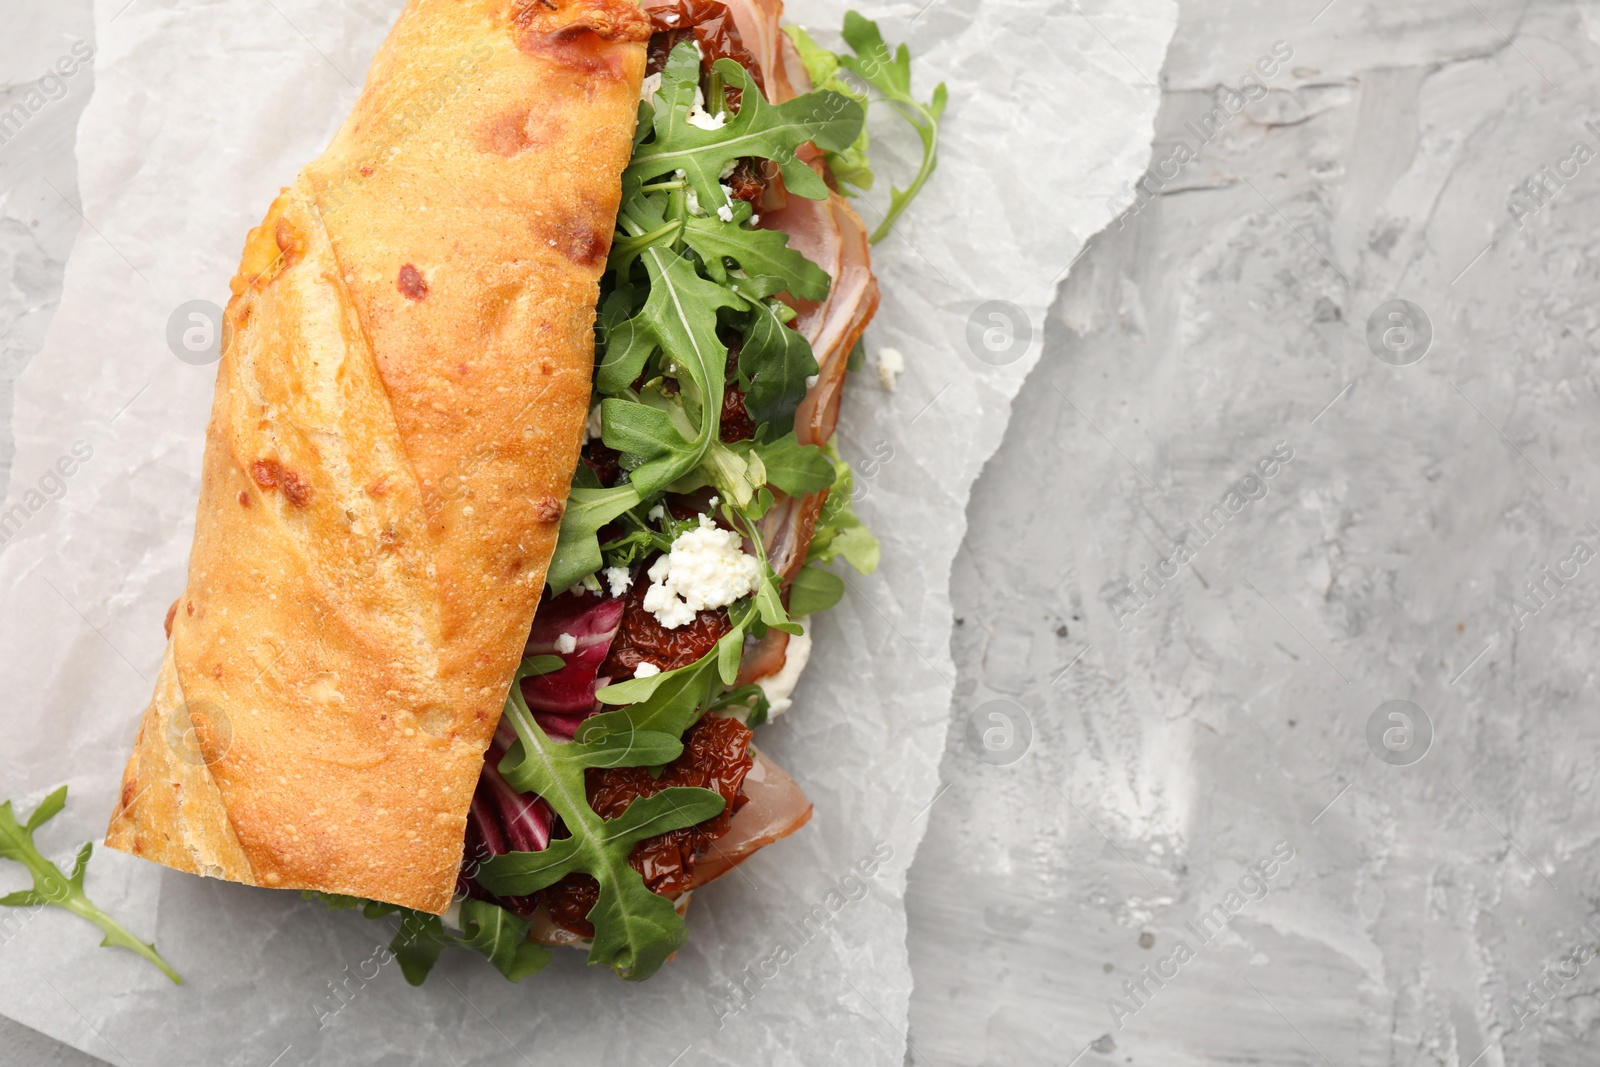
[688,749,813,887]
[758,191,877,584]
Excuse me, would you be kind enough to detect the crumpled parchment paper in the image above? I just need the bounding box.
[0,0,1173,1062]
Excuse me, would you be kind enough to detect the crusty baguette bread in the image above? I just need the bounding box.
[106,0,653,913]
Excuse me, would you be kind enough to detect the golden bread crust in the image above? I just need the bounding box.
[106,0,646,913]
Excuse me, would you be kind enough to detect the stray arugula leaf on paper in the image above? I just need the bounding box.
[0,786,182,983]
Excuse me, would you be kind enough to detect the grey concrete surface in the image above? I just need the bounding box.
[0,3,102,1063]
[9,1,1600,1066]
[906,1,1600,1065]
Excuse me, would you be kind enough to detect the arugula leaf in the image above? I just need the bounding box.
[708,683,773,728]
[789,564,846,616]
[476,684,726,980]
[626,42,864,214]
[831,12,947,244]
[814,523,879,573]
[454,899,552,980]
[846,336,867,373]
[301,890,369,911]
[354,899,551,986]
[0,786,181,983]
[590,631,733,729]
[600,397,700,496]
[753,432,837,496]
[681,204,832,303]
[783,24,875,195]
[601,245,746,496]
[548,485,642,593]
[739,300,820,434]
[598,243,744,397]
[523,654,566,677]
[805,452,881,574]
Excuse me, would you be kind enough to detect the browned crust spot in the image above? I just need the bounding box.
[534,496,565,522]
[250,458,314,507]
[398,263,429,301]
[560,219,611,267]
[251,459,281,489]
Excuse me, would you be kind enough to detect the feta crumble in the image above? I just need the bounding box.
[639,71,662,104]
[648,503,666,522]
[554,632,577,654]
[876,347,906,392]
[585,403,604,440]
[633,662,662,679]
[716,203,734,223]
[685,86,726,130]
[604,565,633,598]
[641,515,761,629]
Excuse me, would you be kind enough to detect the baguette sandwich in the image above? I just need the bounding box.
[107,0,939,981]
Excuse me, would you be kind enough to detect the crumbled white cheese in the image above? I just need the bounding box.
[805,374,819,389]
[585,403,604,440]
[686,86,726,131]
[554,632,577,654]
[641,515,760,629]
[754,625,812,718]
[876,347,906,392]
[639,71,662,104]
[716,203,734,223]
[648,503,666,522]
[604,565,633,598]
[685,187,707,217]
[633,661,662,679]
[750,214,760,225]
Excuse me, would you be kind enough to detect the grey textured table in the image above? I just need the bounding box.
[8,1,1600,1065]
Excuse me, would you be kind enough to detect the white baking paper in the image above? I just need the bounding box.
[0,0,1173,1062]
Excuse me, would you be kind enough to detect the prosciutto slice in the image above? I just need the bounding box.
[758,192,878,583]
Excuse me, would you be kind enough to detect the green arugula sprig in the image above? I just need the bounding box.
[784,25,874,194]
[624,44,864,214]
[787,12,946,244]
[788,448,881,616]
[0,786,181,983]
[475,660,727,980]
[304,892,549,986]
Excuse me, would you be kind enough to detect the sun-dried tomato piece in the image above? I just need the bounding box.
[541,715,755,935]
